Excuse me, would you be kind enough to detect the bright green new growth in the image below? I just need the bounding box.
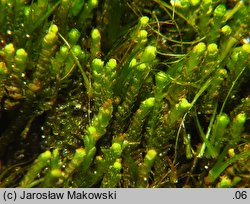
[169,98,191,126]
[216,176,232,188]
[137,149,157,187]
[92,58,104,106]
[114,159,122,171]
[51,45,69,76]
[170,0,190,8]
[221,25,232,36]
[207,43,218,57]
[15,49,28,72]
[190,0,200,7]
[186,42,206,76]
[141,45,157,62]
[3,43,15,68]
[91,28,101,58]
[144,149,157,168]
[113,43,156,133]
[231,113,246,140]
[210,113,230,157]
[68,28,81,45]
[4,43,15,56]
[92,58,117,110]
[111,143,122,157]
[29,24,58,91]
[139,16,149,27]
[64,148,86,177]
[137,30,148,41]
[214,4,227,18]
[101,159,122,188]
[84,99,113,149]
[126,97,155,149]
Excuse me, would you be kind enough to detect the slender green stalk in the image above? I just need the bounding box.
[206,150,250,183]
[19,151,51,187]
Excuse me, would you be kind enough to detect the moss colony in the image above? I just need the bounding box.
[0,0,249,187]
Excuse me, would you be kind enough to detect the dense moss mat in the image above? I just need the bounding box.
[0,0,249,187]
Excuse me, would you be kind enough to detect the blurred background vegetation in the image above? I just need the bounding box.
[0,0,249,187]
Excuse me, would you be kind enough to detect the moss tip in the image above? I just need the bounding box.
[235,112,247,125]
[139,16,149,26]
[217,114,230,127]
[75,148,86,158]
[190,0,201,6]
[113,160,122,170]
[214,4,227,17]
[194,42,206,54]
[16,48,28,58]
[144,97,155,108]
[87,126,97,135]
[106,58,117,70]
[146,149,157,160]
[91,28,101,41]
[60,45,69,55]
[4,43,15,54]
[51,169,62,177]
[41,150,52,160]
[90,0,98,8]
[221,25,232,36]
[68,28,81,42]
[242,44,250,53]
[111,143,122,156]
[92,58,104,69]
[179,98,191,110]
[207,43,218,56]
[72,45,82,55]
[44,32,57,45]
[50,24,58,33]
[142,45,157,62]
[138,30,148,39]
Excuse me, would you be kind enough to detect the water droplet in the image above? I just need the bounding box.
[243,37,250,44]
[6,30,12,35]
[75,104,81,109]
[16,154,25,160]
[53,130,59,135]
